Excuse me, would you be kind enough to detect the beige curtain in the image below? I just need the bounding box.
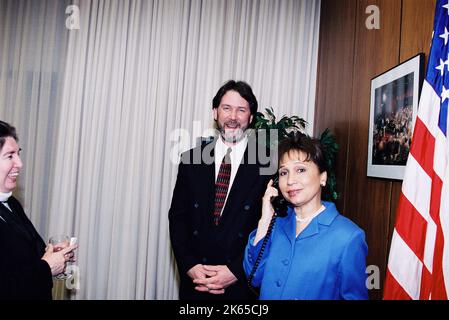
[0,0,320,299]
[0,0,70,235]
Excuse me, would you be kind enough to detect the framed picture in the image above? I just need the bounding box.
[367,53,424,180]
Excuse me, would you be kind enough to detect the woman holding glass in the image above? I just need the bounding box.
[243,132,368,300]
[0,120,76,299]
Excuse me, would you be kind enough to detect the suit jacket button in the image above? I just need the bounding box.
[238,232,243,238]
[193,230,198,236]
[227,259,231,264]
[244,204,250,211]
[202,257,207,263]
[194,203,199,208]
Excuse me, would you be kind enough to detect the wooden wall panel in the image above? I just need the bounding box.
[314,0,357,212]
[346,0,402,300]
[399,0,436,62]
[315,0,435,299]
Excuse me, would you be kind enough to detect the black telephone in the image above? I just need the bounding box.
[271,176,289,217]
[247,175,289,296]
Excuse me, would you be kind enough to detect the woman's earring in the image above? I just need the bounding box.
[321,182,326,187]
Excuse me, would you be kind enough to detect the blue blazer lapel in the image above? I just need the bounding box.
[296,219,320,240]
[295,203,340,240]
[280,214,295,245]
[278,207,321,242]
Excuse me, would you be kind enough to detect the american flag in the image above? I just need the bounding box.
[383,0,449,299]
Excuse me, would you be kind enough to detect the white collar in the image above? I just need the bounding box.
[0,191,12,203]
[215,135,248,160]
[214,135,248,184]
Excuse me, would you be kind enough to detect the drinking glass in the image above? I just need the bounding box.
[49,235,70,280]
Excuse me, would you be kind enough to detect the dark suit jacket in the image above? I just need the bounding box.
[0,196,53,300]
[169,136,273,300]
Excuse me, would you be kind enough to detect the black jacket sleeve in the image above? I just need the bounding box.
[168,160,199,276]
[0,198,53,300]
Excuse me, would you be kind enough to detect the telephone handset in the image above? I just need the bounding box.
[247,175,289,296]
[271,176,289,217]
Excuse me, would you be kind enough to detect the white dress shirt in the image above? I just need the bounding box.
[214,135,248,215]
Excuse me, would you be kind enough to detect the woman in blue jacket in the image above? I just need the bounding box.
[243,132,368,300]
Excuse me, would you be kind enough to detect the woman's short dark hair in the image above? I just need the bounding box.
[212,80,258,127]
[0,120,18,150]
[278,132,327,173]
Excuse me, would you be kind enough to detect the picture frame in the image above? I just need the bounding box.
[367,53,424,180]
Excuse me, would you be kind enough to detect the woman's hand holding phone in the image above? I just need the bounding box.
[254,179,279,245]
[261,179,278,223]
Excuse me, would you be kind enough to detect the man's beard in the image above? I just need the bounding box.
[218,120,249,144]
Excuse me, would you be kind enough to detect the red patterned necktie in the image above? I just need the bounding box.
[213,147,232,225]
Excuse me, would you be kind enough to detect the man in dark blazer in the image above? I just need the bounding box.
[0,120,75,299]
[169,80,273,300]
